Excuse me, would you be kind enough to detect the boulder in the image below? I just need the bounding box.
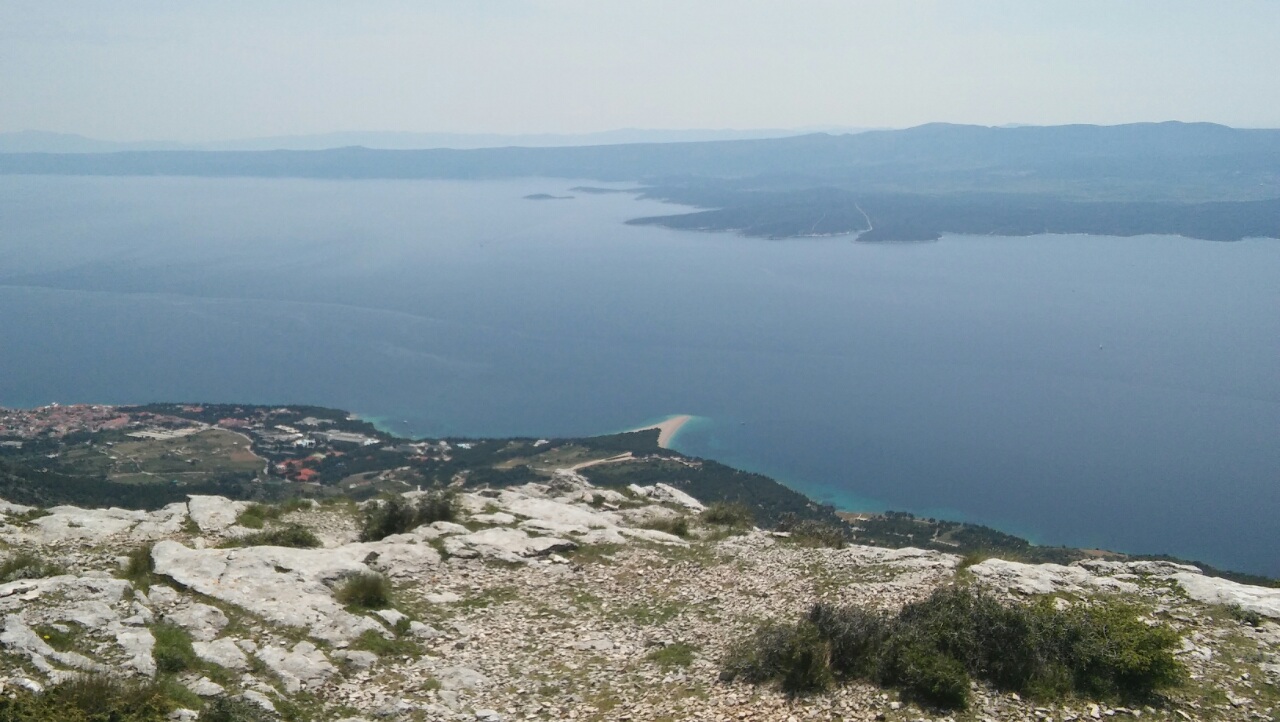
[150,541,384,644]
[969,558,1139,596]
[165,602,229,641]
[1173,572,1280,619]
[192,637,250,671]
[256,641,336,693]
[186,496,250,533]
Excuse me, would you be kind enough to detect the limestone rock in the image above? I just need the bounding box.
[970,558,1140,596]
[192,637,250,671]
[150,541,385,643]
[256,641,336,693]
[1173,572,1280,619]
[443,527,576,563]
[165,602,229,641]
[186,496,250,534]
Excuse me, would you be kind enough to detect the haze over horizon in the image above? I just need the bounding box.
[3,1,1279,142]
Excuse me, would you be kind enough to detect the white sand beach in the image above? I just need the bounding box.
[631,414,693,448]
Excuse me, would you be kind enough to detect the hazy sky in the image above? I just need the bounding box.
[3,0,1278,141]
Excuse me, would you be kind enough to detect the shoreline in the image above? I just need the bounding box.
[629,414,693,448]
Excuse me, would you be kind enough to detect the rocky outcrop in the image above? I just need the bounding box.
[0,480,1276,721]
[150,541,386,644]
[1172,571,1280,619]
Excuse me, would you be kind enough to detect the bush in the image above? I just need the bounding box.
[349,628,419,658]
[201,697,277,722]
[123,544,156,589]
[700,501,754,528]
[722,622,833,695]
[359,490,457,542]
[151,622,198,674]
[220,524,321,549]
[0,551,63,583]
[334,572,392,610]
[775,513,849,548]
[646,641,698,668]
[0,673,174,722]
[643,515,690,538]
[235,503,278,529]
[722,586,1185,709]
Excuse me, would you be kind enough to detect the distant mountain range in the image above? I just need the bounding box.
[0,127,873,153]
[1,122,1276,242]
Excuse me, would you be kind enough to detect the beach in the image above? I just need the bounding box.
[632,414,693,448]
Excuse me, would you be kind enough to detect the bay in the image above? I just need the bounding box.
[1,176,1277,574]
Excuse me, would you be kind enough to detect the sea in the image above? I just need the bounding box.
[1,176,1277,575]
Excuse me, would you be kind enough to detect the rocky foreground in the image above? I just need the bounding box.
[0,472,1277,721]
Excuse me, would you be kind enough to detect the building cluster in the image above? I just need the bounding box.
[0,403,134,440]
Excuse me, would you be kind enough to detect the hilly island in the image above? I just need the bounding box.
[0,401,1277,721]
[4,122,1279,243]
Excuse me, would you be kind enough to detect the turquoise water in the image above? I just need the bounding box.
[0,176,1276,574]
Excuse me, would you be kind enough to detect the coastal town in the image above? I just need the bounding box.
[0,403,451,489]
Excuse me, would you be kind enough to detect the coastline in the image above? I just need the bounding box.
[629,414,693,449]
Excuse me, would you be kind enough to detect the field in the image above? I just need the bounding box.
[53,428,264,485]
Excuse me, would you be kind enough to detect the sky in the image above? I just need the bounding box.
[2,0,1279,141]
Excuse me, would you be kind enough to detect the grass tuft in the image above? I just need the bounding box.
[219,524,321,549]
[700,501,754,528]
[0,673,175,722]
[646,641,699,669]
[334,572,393,610]
[151,622,198,674]
[0,551,64,583]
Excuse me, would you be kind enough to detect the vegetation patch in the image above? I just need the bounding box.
[642,515,690,538]
[646,642,698,669]
[33,624,79,653]
[359,489,456,542]
[201,696,278,722]
[0,551,64,583]
[0,673,174,722]
[349,628,420,658]
[151,622,198,674]
[219,524,321,549]
[775,514,849,549]
[700,501,754,529]
[122,543,157,589]
[721,586,1185,709]
[334,572,393,610]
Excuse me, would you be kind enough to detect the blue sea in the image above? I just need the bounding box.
[1,176,1277,575]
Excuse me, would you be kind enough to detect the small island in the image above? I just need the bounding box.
[522,193,574,201]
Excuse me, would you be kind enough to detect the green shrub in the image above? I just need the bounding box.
[220,524,321,549]
[722,621,833,696]
[645,641,698,668]
[235,504,276,529]
[151,622,198,674]
[123,543,156,589]
[775,513,849,548]
[0,551,63,583]
[349,628,419,658]
[643,515,690,538]
[700,501,755,528]
[0,673,174,722]
[1057,600,1185,699]
[201,697,277,722]
[1226,604,1264,627]
[359,490,457,542]
[722,586,1185,709]
[334,572,392,610]
[880,635,971,709]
